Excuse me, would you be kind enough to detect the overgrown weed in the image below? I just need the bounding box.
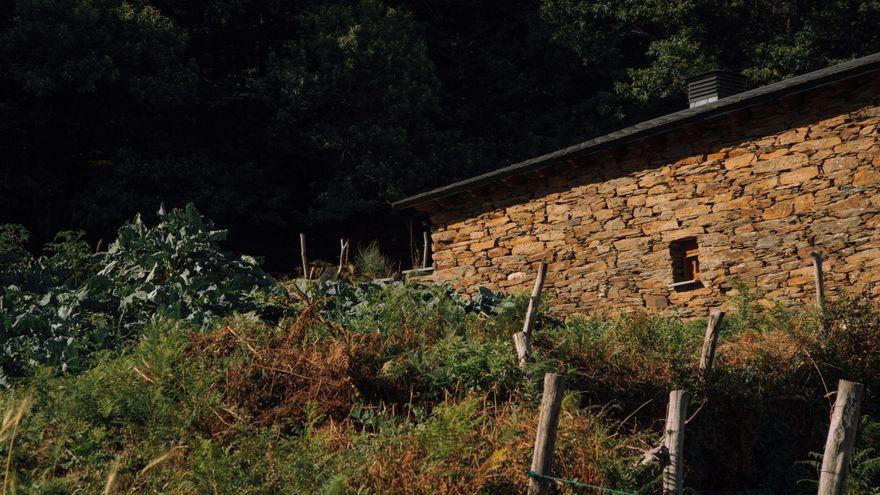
[2,208,879,493]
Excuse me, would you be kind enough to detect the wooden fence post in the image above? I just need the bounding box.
[811,252,826,310]
[818,379,864,495]
[523,261,548,335]
[513,332,531,367]
[422,231,431,268]
[699,309,725,383]
[663,390,689,495]
[527,373,565,495]
[513,261,548,366]
[299,233,309,279]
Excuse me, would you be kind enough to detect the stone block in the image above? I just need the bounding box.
[537,230,567,241]
[547,204,571,221]
[790,137,841,152]
[759,148,789,160]
[645,192,679,208]
[763,200,794,220]
[823,156,859,172]
[793,194,815,212]
[714,196,752,212]
[854,168,880,186]
[834,138,875,153]
[780,166,820,185]
[662,226,705,242]
[846,248,880,266]
[613,237,649,251]
[642,219,680,235]
[744,177,779,194]
[432,230,456,243]
[485,215,511,227]
[487,247,508,257]
[724,152,755,170]
[644,294,669,310]
[753,153,808,174]
[675,204,712,219]
[777,130,806,146]
[511,241,545,256]
[470,239,496,252]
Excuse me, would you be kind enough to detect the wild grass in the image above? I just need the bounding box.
[0,277,877,494]
[1,396,31,495]
[4,208,878,493]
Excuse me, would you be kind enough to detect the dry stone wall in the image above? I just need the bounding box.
[421,74,880,317]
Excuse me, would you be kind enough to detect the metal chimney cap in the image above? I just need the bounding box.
[684,69,745,82]
[686,70,748,108]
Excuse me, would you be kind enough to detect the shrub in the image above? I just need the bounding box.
[821,292,880,383]
[354,241,389,279]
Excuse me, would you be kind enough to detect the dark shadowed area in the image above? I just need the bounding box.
[2,0,879,269]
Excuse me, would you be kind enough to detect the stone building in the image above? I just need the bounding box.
[395,53,880,317]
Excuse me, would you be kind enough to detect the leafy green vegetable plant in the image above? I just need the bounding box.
[0,205,273,381]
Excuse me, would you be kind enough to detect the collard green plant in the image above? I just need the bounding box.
[94,204,273,329]
[309,279,515,332]
[0,229,100,382]
[0,205,273,381]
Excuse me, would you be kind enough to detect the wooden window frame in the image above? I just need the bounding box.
[669,238,703,290]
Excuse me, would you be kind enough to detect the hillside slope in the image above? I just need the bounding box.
[1,208,878,494]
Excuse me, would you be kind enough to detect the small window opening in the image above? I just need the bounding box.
[669,238,703,291]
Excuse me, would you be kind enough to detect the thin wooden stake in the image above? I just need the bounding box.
[663,390,688,495]
[422,231,431,268]
[514,261,548,367]
[699,309,725,383]
[527,373,565,495]
[811,252,826,310]
[337,239,349,278]
[317,266,333,283]
[299,233,309,279]
[811,252,827,333]
[818,379,864,495]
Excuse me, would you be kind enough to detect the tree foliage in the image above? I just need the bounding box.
[542,0,880,108]
[2,0,879,265]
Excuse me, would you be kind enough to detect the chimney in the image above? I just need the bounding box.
[686,70,748,108]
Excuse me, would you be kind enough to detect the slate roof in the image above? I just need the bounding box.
[394,52,880,209]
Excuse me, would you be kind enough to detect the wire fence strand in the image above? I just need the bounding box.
[527,471,638,495]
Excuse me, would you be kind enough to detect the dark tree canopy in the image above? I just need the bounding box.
[2,0,879,267]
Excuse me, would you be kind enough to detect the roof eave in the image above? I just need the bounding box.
[393,52,880,210]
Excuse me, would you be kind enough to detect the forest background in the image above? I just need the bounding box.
[3,0,880,269]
